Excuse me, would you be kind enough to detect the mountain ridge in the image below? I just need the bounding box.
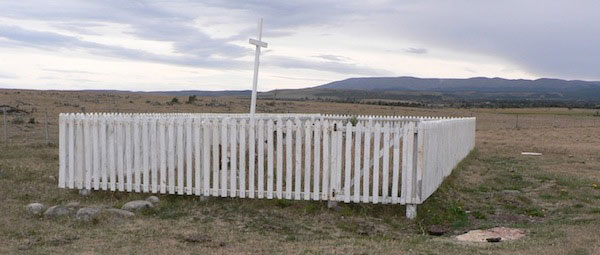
[315,76,600,92]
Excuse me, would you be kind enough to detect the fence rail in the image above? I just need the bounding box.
[58,113,475,218]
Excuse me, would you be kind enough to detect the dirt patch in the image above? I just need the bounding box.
[456,227,525,242]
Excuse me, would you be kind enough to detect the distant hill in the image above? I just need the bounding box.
[259,77,600,107]
[317,77,600,93]
[79,76,600,107]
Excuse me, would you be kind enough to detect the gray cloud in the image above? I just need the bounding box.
[0,72,17,79]
[1,0,599,80]
[0,25,249,69]
[208,0,600,79]
[42,68,102,75]
[372,1,600,79]
[0,0,386,76]
[404,48,428,54]
[51,22,104,36]
[313,54,351,62]
[265,56,392,76]
[0,1,250,67]
[270,75,330,82]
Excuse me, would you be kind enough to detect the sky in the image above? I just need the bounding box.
[0,0,598,91]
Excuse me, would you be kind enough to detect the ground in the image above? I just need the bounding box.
[0,90,599,254]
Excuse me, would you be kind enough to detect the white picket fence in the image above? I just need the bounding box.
[58,113,475,218]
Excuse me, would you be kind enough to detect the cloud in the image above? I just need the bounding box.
[372,1,600,79]
[0,1,251,64]
[0,1,389,76]
[265,56,392,76]
[270,75,330,82]
[0,72,17,79]
[208,0,600,79]
[51,22,104,36]
[313,54,351,62]
[404,48,427,54]
[1,0,600,87]
[42,68,102,75]
[0,25,249,69]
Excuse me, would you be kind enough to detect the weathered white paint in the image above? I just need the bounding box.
[58,113,475,219]
[276,119,283,199]
[230,119,238,197]
[304,120,312,200]
[294,118,302,200]
[285,120,293,199]
[267,120,274,199]
[257,119,265,199]
[248,18,268,120]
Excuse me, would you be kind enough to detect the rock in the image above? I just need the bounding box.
[327,200,340,211]
[427,225,448,236]
[75,207,102,222]
[195,196,209,202]
[122,200,154,212]
[456,227,525,242]
[145,196,160,205]
[79,189,91,196]
[48,175,57,182]
[44,205,70,218]
[486,237,502,242]
[25,203,45,216]
[65,201,80,209]
[105,208,135,218]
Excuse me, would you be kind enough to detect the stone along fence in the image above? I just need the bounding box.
[58,113,475,218]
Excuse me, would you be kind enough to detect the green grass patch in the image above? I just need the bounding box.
[521,207,545,217]
[141,195,190,220]
[533,172,593,188]
[416,150,478,230]
[479,155,536,191]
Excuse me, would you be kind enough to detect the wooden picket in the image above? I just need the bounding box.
[285,120,293,199]
[267,120,274,199]
[58,113,475,218]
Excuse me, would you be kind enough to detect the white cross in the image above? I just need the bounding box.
[249,18,268,121]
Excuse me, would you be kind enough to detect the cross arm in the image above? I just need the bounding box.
[249,39,268,48]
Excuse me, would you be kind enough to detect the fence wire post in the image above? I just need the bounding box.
[3,108,7,145]
[45,110,49,144]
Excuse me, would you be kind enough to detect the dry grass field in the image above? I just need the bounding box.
[1,89,599,254]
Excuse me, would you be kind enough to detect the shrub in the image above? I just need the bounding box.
[12,115,24,124]
[186,95,197,104]
[167,97,180,105]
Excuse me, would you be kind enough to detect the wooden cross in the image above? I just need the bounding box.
[249,18,268,121]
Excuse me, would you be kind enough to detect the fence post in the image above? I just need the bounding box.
[45,110,49,144]
[3,108,7,145]
[405,122,421,220]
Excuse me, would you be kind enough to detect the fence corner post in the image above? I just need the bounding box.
[406,204,417,219]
